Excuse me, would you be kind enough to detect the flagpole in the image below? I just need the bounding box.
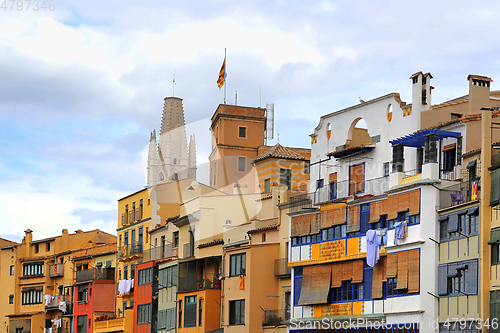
[224,48,227,105]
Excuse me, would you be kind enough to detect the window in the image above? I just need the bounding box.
[106,260,112,268]
[122,301,127,314]
[329,181,337,200]
[319,224,346,243]
[385,278,407,297]
[491,290,500,333]
[383,162,390,177]
[262,233,266,242]
[46,243,50,252]
[77,315,87,333]
[137,304,152,324]
[304,161,310,174]
[159,266,177,288]
[316,178,323,189]
[178,300,182,328]
[88,318,91,328]
[238,157,245,172]
[422,76,427,85]
[78,284,88,302]
[124,231,129,245]
[230,253,246,276]
[184,295,197,327]
[129,299,133,308]
[15,328,22,333]
[229,300,245,325]
[23,262,44,277]
[265,178,271,192]
[198,299,203,326]
[329,281,363,303]
[34,244,39,253]
[438,260,478,296]
[9,294,13,304]
[10,265,14,276]
[130,263,135,280]
[448,267,468,296]
[451,113,462,120]
[363,264,373,299]
[294,268,302,306]
[238,126,246,138]
[138,227,143,245]
[21,289,42,305]
[280,169,292,190]
[412,76,418,84]
[173,232,179,248]
[443,147,456,172]
[158,308,176,330]
[123,264,128,280]
[145,227,148,243]
[138,267,153,285]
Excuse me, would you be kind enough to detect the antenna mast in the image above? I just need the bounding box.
[173,70,176,97]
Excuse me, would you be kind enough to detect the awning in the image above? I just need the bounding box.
[389,129,461,148]
[298,264,331,305]
[467,159,477,169]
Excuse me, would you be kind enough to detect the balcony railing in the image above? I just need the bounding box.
[46,295,69,310]
[182,242,194,259]
[274,258,291,278]
[94,318,124,332]
[439,164,463,181]
[262,309,290,327]
[49,264,64,277]
[118,243,143,259]
[439,178,480,210]
[143,244,178,262]
[178,273,221,293]
[76,268,115,283]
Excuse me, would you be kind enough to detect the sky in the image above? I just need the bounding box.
[1,0,500,242]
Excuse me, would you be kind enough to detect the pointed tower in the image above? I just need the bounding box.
[188,134,197,178]
[147,130,163,187]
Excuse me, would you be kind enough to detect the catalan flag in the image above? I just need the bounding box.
[239,274,245,290]
[217,59,226,89]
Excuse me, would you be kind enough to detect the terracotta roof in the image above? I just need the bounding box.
[247,224,279,235]
[328,144,375,158]
[431,97,469,110]
[420,109,500,132]
[253,143,305,163]
[198,239,224,249]
[7,311,44,317]
[467,74,493,82]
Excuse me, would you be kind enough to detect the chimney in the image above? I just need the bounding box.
[24,229,33,245]
[468,74,492,115]
[410,71,432,130]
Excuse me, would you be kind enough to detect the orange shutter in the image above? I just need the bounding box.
[386,252,398,278]
[387,195,398,220]
[333,207,347,225]
[347,205,360,233]
[409,189,421,216]
[329,172,337,183]
[396,251,409,290]
[342,261,353,281]
[291,215,301,237]
[298,264,332,305]
[352,260,364,283]
[408,249,420,293]
[310,213,321,234]
[321,210,334,229]
[379,199,388,216]
[398,191,410,213]
[369,201,380,223]
[331,262,342,288]
[372,257,385,299]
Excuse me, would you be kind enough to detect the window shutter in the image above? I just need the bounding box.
[372,257,385,299]
[369,201,380,223]
[298,264,331,305]
[490,227,500,244]
[448,214,459,232]
[352,260,364,283]
[386,253,398,278]
[342,260,353,281]
[310,213,321,235]
[321,209,334,229]
[398,192,410,213]
[408,249,420,293]
[437,264,448,295]
[396,251,408,289]
[291,216,301,237]
[387,195,398,220]
[331,262,342,288]
[491,169,500,206]
[347,205,360,233]
[467,259,478,295]
[333,207,347,225]
[409,190,421,216]
[301,215,311,236]
[379,199,388,216]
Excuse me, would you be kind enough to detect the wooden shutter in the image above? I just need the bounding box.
[398,192,410,213]
[448,214,459,232]
[369,201,380,223]
[291,215,301,237]
[333,207,347,225]
[321,210,334,229]
[350,164,365,194]
[379,199,388,216]
[396,251,408,289]
[408,249,420,293]
[298,264,332,305]
[387,195,398,220]
[437,264,448,295]
[310,213,321,234]
[386,253,398,278]
[329,172,337,183]
[372,257,385,299]
[352,260,364,283]
[342,261,353,281]
[409,189,421,216]
[331,262,342,288]
[347,205,360,233]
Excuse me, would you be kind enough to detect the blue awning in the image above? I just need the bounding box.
[389,129,461,148]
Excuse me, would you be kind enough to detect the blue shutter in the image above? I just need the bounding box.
[448,214,458,232]
[467,259,478,295]
[437,265,448,295]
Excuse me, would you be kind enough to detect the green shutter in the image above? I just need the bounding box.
[491,169,500,206]
[490,227,500,244]
[437,265,448,295]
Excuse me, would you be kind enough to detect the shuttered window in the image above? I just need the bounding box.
[349,163,365,195]
[387,195,398,220]
[437,259,478,296]
[409,189,421,216]
[347,205,360,233]
[372,257,385,299]
[490,290,500,333]
[491,168,500,206]
[396,251,408,290]
[298,264,332,305]
[352,260,364,283]
[491,227,500,265]
[408,249,420,293]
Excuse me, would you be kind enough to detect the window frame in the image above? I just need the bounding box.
[238,126,247,138]
[229,253,246,277]
[229,299,245,326]
[238,157,245,172]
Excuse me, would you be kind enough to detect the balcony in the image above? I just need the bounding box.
[262,309,290,327]
[274,258,291,278]
[76,268,115,283]
[49,264,64,277]
[118,243,143,260]
[182,242,194,259]
[121,207,143,226]
[94,317,124,333]
[178,273,221,293]
[143,244,178,262]
[439,178,480,210]
[45,295,70,312]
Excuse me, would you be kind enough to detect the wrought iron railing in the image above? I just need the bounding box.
[274,258,291,278]
[117,243,143,259]
[143,244,178,262]
[49,264,64,277]
[182,242,194,259]
[177,273,221,293]
[262,309,290,327]
[440,164,463,181]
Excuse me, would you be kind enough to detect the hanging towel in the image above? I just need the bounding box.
[394,222,405,244]
[366,229,379,267]
[44,294,51,306]
[117,279,126,295]
[59,301,66,313]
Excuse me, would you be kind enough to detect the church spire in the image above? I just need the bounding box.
[188,134,197,178]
